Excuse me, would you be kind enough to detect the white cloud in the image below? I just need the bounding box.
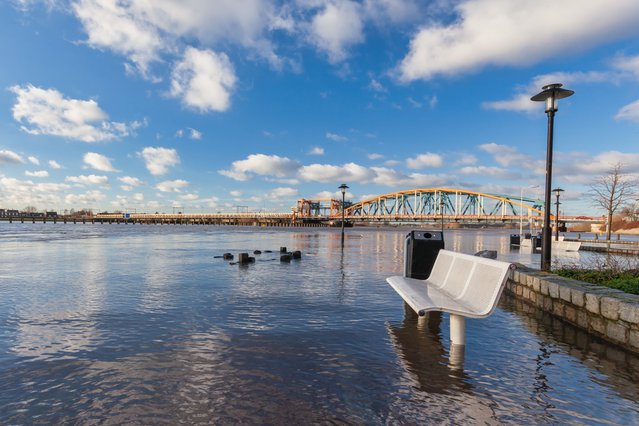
[0,150,24,165]
[309,146,325,155]
[229,190,242,197]
[189,128,202,140]
[326,132,348,142]
[299,162,376,183]
[83,152,119,172]
[368,78,386,92]
[48,160,62,169]
[72,0,283,77]
[146,200,162,210]
[406,152,443,169]
[218,169,251,181]
[156,179,189,193]
[64,190,105,206]
[459,165,518,179]
[453,154,477,166]
[219,154,455,187]
[10,84,133,142]
[483,71,609,113]
[27,156,40,165]
[612,53,639,79]
[370,166,450,187]
[407,97,422,108]
[180,193,199,201]
[363,0,421,24]
[615,100,639,122]
[111,195,128,207]
[310,0,365,63]
[204,196,220,208]
[269,187,298,199]
[140,147,180,175]
[65,174,109,186]
[118,176,144,187]
[219,154,301,181]
[398,0,639,81]
[565,151,639,175]
[0,176,70,208]
[478,143,529,167]
[132,193,144,202]
[170,47,237,113]
[314,190,335,199]
[428,95,438,109]
[367,153,383,160]
[25,170,49,178]
[72,0,164,78]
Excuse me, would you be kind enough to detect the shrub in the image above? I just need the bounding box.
[553,268,639,295]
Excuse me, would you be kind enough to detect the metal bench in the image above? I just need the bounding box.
[386,249,514,346]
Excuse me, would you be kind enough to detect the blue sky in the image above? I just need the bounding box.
[1,0,639,215]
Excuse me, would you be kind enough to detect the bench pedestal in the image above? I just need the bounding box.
[450,314,466,346]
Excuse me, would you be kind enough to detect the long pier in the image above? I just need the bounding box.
[0,213,326,227]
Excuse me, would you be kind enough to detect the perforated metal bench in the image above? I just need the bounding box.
[386,249,514,345]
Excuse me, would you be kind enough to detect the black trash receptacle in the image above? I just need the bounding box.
[404,230,445,279]
[510,234,520,246]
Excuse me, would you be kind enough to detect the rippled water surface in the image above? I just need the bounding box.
[1,223,638,424]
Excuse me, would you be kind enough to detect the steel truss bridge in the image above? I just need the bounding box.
[328,188,545,224]
[325,188,600,225]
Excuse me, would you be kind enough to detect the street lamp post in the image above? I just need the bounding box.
[531,83,574,271]
[553,187,564,241]
[339,184,349,247]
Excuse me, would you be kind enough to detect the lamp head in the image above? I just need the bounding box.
[338,183,349,195]
[531,83,574,112]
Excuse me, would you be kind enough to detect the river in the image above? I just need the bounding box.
[0,223,637,424]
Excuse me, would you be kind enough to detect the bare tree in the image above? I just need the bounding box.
[589,162,637,241]
[22,206,38,213]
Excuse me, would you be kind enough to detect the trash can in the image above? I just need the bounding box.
[404,230,445,280]
[510,234,520,246]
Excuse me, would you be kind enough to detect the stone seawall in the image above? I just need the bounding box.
[507,267,639,354]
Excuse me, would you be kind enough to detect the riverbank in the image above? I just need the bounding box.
[509,267,639,354]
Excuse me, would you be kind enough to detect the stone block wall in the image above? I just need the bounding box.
[507,267,639,353]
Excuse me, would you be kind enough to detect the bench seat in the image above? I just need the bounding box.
[387,275,487,318]
[386,249,514,319]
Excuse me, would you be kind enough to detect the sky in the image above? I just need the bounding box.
[1,0,639,215]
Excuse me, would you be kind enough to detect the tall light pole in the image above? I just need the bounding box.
[531,83,574,271]
[339,183,349,247]
[553,187,564,241]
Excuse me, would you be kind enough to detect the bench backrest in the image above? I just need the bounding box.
[428,250,513,316]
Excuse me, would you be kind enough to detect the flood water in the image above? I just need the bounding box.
[0,223,638,424]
